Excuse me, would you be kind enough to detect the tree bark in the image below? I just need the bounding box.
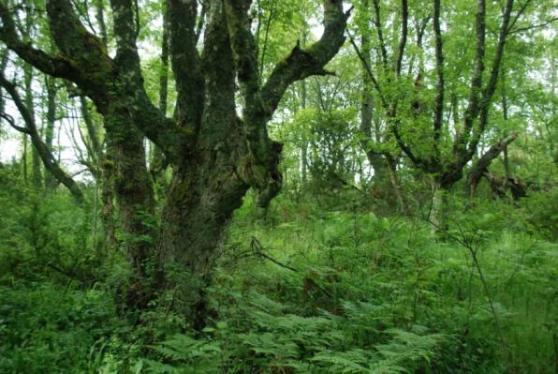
[356,0,393,204]
[157,1,249,328]
[104,108,156,309]
[79,95,117,249]
[467,133,518,199]
[150,0,169,189]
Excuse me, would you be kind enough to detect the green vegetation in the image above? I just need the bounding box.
[0,0,557,372]
[1,171,557,372]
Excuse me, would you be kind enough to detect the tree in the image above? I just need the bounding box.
[352,0,527,226]
[0,0,349,327]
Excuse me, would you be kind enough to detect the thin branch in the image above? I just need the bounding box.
[506,0,531,33]
[395,0,408,76]
[0,72,84,202]
[0,2,80,80]
[372,0,388,68]
[0,111,29,133]
[508,17,558,35]
[258,0,276,78]
[347,30,387,108]
[250,237,299,273]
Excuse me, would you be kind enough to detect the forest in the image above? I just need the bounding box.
[0,0,557,372]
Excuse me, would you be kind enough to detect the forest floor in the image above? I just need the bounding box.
[1,186,558,373]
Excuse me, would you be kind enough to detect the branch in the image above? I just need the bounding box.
[231,0,349,205]
[107,0,186,159]
[372,0,388,68]
[395,0,408,76]
[259,0,350,119]
[390,118,435,172]
[468,132,518,185]
[45,0,112,90]
[94,0,109,46]
[250,237,299,273]
[461,0,486,138]
[37,0,188,163]
[79,95,102,160]
[110,0,141,65]
[467,0,515,159]
[508,16,558,35]
[506,0,531,33]
[0,2,80,80]
[0,72,84,202]
[258,0,276,77]
[195,0,207,42]
[168,0,204,131]
[0,111,29,133]
[224,0,260,106]
[347,30,387,108]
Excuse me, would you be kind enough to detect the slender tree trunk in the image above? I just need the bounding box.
[22,135,28,183]
[80,95,117,250]
[501,80,511,185]
[95,0,108,46]
[300,79,308,184]
[100,157,117,250]
[23,65,42,189]
[21,9,42,189]
[299,29,308,184]
[385,155,407,214]
[357,1,394,208]
[430,181,449,233]
[44,77,57,191]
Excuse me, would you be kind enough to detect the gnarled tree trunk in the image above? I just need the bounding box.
[0,0,349,328]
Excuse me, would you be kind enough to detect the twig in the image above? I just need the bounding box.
[426,217,510,352]
[250,237,299,273]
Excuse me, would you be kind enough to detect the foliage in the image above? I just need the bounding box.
[0,0,557,373]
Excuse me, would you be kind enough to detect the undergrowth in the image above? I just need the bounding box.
[0,171,557,373]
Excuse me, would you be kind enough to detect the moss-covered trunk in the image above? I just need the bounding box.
[104,109,156,309]
[158,29,249,324]
[0,0,348,329]
[158,159,248,329]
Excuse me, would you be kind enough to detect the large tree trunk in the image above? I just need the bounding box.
[159,160,248,329]
[158,6,249,325]
[104,109,156,309]
[0,0,348,329]
[150,0,170,191]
